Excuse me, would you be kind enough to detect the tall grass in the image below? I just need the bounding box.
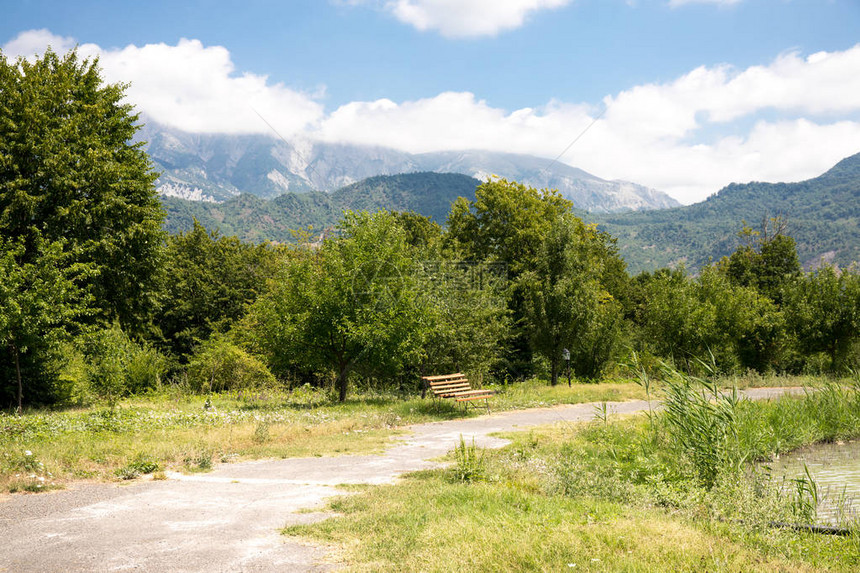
[661,371,743,488]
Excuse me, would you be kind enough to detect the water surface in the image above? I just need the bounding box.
[768,439,860,524]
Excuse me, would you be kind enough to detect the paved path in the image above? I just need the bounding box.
[0,388,801,572]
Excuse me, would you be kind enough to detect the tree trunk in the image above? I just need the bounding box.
[12,343,23,414]
[337,358,349,402]
[550,358,559,386]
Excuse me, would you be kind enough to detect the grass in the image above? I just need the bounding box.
[0,377,648,493]
[284,375,860,572]
[0,373,839,495]
[284,464,854,572]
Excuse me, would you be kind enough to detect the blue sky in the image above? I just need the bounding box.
[2,0,860,203]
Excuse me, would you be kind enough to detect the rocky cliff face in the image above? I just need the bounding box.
[138,120,679,212]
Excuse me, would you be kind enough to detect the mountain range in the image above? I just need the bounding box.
[138,119,679,213]
[161,152,860,274]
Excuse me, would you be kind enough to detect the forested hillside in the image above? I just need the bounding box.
[590,153,860,272]
[162,172,480,242]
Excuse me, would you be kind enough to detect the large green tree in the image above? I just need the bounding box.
[446,178,574,376]
[447,178,572,277]
[0,48,164,331]
[520,216,625,384]
[246,211,434,401]
[723,218,801,304]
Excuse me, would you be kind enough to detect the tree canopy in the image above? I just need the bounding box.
[0,48,165,330]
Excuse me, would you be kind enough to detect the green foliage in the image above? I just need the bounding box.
[186,336,276,394]
[446,177,572,277]
[416,259,510,382]
[157,220,281,359]
[446,178,577,377]
[0,48,165,331]
[520,216,626,383]
[76,325,169,406]
[722,218,801,303]
[0,237,93,409]
[784,266,860,372]
[633,265,785,373]
[246,210,436,401]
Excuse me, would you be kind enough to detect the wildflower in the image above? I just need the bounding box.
[24,450,32,456]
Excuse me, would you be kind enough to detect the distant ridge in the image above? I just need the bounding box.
[589,152,860,273]
[161,172,480,242]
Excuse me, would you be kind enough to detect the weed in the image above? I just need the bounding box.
[592,401,610,425]
[791,464,820,523]
[195,450,213,471]
[115,453,159,480]
[661,369,742,489]
[253,420,271,444]
[451,435,485,483]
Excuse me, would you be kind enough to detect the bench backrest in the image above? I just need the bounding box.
[423,373,470,396]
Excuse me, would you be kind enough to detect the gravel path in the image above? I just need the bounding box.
[0,388,802,572]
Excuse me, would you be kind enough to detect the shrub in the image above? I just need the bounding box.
[186,336,277,393]
[85,326,130,406]
[115,453,159,480]
[125,343,169,394]
[61,325,169,405]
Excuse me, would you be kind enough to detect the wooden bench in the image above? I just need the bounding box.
[421,373,495,412]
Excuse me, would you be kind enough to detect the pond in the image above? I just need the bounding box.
[767,439,860,525]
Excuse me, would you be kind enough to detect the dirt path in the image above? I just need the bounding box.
[0,388,801,572]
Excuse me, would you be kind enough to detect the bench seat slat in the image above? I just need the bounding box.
[429,379,469,386]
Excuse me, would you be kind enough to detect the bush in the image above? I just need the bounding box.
[54,325,169,405]
[125,343,169,394]
[186,336,277,393]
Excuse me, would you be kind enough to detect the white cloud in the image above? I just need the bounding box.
[2,30,324,137]
[317,92,594,154]
[1,28,77,57]
[379,0,572,37]
[4,29,860,204]
[316,45,860,202]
